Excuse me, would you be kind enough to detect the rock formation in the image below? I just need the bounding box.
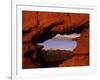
[22,11,89,68]
[59,28,89,67]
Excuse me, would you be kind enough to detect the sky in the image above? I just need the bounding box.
[38,33,80,51]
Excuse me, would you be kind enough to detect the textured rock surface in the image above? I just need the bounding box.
[74,28,89,54]
[59,28,89,67]
[22,11,89,68]
[38,12,89,34]
[22,11,38,31]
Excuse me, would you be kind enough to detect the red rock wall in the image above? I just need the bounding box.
[59,28,89,67]
[22,11,89,68]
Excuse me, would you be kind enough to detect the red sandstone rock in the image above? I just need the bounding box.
[74,28,89,54]
[22,43,43,68]
[22,11,89,43]
[59,28,89,67]
[59,55,89,67]
[38,12,89,33]
[22,11,89,68]
[22,57,39,69]
[22,11,38,31]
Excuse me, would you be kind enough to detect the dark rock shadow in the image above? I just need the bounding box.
[36,49,74,68]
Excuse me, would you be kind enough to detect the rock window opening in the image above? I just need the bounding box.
[38,33,80,51]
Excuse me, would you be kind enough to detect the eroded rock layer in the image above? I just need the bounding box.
[59,28,89,67]
[22,11,89,69]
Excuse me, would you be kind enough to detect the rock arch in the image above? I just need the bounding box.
[22,11,89,68]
